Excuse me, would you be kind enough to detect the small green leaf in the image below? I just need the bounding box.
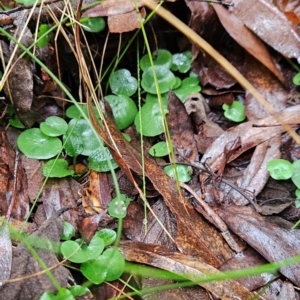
[64,119,103,157]
[141,66,176,94]
[105,94,138,129]
[43,159,74,178]
[80,17,105,32]
[292,160,300,189]
[66,104,101,119]
[69,285,91,297]
[145,93,168,104]
[108,194,131,219]
[81,248,125,284]
[295,188,300,199]
[293,73,300,86]
[149,141,170,157]
[40,288,74,300]
[295,198,300,208]
[95,229,116,246]
[61,221,75,241]
[171,51,192,73]
[134,101,168,137]
[88,147,119,172]
[266,159,294,180]
[9,115,25,129]
[17,128,62,159]
[173,77,201,102]
[61,235,104,263]
[109,69,137,97]
[40,116,68,137]
[164,164,192,183]
[222,100,246,122]
[140,49,173,71]
[14,0,36,6]
[36,24,51,48]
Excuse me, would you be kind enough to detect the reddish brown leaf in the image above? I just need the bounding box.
[232,0,300,61]
[167,91,198,163]
[213,4,284,83]
[217,205,300,286]
[275,0,300,25]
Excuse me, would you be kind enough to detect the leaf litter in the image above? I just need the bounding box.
[0,0,300,298]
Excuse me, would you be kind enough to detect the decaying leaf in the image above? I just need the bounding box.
[167,91,198,163]
[217,205,300,286]
[0,223,12,288]
[232,0,300,62]
[120,241,255,299]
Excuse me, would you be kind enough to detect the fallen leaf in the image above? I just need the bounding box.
[217,205,300,286]
[167,91,198,163]
[0,224,12,287]
[232,0,300,62]
[213,3,284,83]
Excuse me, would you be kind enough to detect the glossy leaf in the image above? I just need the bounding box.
[292,160,300,189]
[173,77,201,102]
[40,116,68,137]
[293,73,300,85]
[95,229,116,246]
[61,221,76,241]
[36,24,51,48]
[141,66,176,94]
[108,194,131,219]
[109,69,137,97]
[88,147,118,172]
[17,128,62,159]
[134,100,168,136]
[105,94,138,129]
[40,289,74,300]
[171,51,192,73]
[69,285,91,297]
[140,49,173,71]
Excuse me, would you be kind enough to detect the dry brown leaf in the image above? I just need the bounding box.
[201,105,300,175]
[275,0,300,25]
[167,91,198,163]
[120,241,255,299]
[217,205,300,286]
[232,0,300,62]
[213,4,284,83]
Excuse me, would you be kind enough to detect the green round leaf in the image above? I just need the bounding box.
[61,221,76,241]
[105,94,138,129]
[64,119,102,157]
[173,77,182,89]
[140,49,173,71]
[141,66,176,94]
[81,248,125,284]
[134,101,168,137]
[101,248,125,281]
[145,93,168,104]
[108,194,131,219]
[61,236,104,263]
[40,116,68,137]
[222,100,246,122]
[295,188,300,199]
[36,24,51,48]
[293,73,300,86]
[292,160,300,189]
[15,0,36,6]
[40,289,74,300]
[295,198,300,208]
[80,17,105,33]
[17,128,62,159]
[69,286,91,298]
[43,159,74,178]
[173,77,201,102]
[266,159,294,180]
[149,141,170,157]
[164,164,192,183]
[95,229,116,246]
[109,69,137,97]
[66,104,102,119]
[171,51,192,73]
[88,147,118,172]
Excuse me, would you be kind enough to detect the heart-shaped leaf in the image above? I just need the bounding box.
[149,141,170,157]
[80,17,105,33]
[267,159,294,180]
[43,159,74,178]
[164,164,192,183]
[109,69,137,97]
[173,77,201,102]
[95,229,116,246]
[140,49,173,71]
[39,288,74,300]
[171,51,192,73]
[40,116,68,137]
[88,147,118,172]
